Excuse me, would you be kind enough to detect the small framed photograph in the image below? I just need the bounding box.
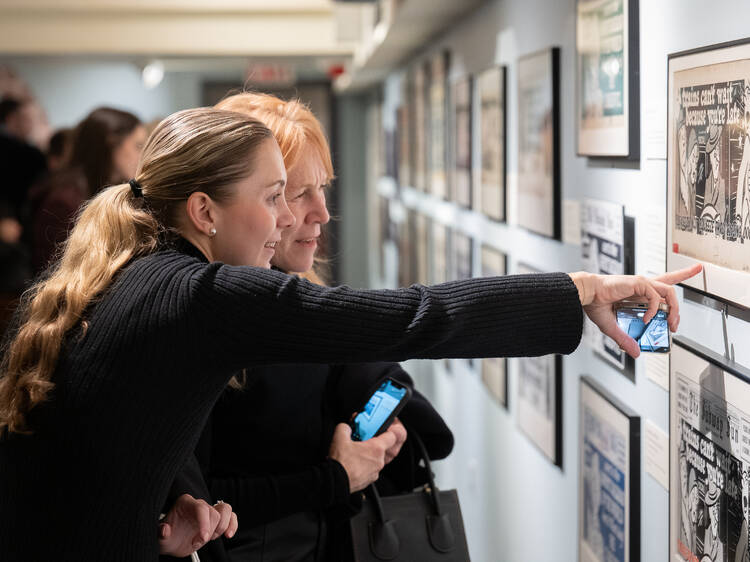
[476,65,507,221]
[517,48,561,239]
[452,75,473,208]
[429,51,450,200]
[579,376,640,562]
[516,262,563,466]
[576,0,640,158]
[480,246,507,406]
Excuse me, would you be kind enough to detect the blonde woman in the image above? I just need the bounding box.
[0,107,698,561]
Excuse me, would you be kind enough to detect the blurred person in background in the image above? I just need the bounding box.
[0,97,47,335]
[45,127,73,172]
[29,106,146,273]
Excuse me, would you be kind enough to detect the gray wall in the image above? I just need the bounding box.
[336,0,750,560]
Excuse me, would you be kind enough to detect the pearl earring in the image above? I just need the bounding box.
[209,227,217,237]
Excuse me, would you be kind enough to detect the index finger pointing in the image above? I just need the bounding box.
[654,263,702,286]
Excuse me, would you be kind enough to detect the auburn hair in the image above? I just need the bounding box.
[0,108,273,434]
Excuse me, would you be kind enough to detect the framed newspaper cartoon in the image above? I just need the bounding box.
[667,39,750,309]
[452,75,473,208]
[481,246,507,407]
[579,376,640,562]
[516,262,563,466]
[477,65,507,221]
[518,48,561,240]
[576,0,640,159]
[670,336,750,562]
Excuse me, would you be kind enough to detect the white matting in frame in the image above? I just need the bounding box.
[667,38,750,308]
[669,337,750,562]
[480,245,507,407]
[579,376,640,562]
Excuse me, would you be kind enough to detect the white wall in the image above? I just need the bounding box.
[358,1,750,560]
[1,57,206,129]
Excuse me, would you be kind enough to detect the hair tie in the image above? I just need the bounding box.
[129,179,143,198]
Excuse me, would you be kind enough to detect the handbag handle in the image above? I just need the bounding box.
[366,427,442,518]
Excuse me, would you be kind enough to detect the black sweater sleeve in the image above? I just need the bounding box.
[177,264,584,373]
[208,458,351,527]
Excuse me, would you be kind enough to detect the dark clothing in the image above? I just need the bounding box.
[0,129,46,292]
[201,362,450,562]
[28,168,88,273]
[0,238,583,561]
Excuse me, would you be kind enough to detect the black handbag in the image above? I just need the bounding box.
[349,433,470,561]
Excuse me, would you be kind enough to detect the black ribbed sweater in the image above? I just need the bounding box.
[0,239,583,561]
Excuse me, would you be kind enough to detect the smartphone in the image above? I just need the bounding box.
[615,302,671,353]
[350,378,412,441]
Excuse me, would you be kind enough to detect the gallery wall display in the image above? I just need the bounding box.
[398,209,416,287]
[669,337,750,562]
[518,47,562,240]
[581,198,635,376]
[576,0,640,159]
[413,64,428,191]
[429,51,450,200]
[397,103,411,188]
[477,65,507,222]
[579,376,640,562]
[452,75,473,208]
[667,38,750,309]
[481,245,508,407]
[516,263,563,467]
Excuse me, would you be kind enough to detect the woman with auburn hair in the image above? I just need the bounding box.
[0,106,697,561]
[166,91,454,561]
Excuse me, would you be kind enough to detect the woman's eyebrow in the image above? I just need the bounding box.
[265,179,286,189]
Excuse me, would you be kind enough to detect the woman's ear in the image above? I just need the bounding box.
[185,192,216,237]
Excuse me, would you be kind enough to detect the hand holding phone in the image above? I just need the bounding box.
[615,301,671,353]
[350,378,412,441]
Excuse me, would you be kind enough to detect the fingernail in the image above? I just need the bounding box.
[193,542,202,550]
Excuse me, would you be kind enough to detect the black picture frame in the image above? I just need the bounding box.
[579,376,641,562]
[517,47,562,240]
[575,0,640,159]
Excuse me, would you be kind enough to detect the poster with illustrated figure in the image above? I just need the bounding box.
[667,39,750,308]
[516,262,563,466]
[480,246,507,407]
[579,376,640,562]
[581,198,634,377]
[518,48,561,239]
[576,0,639,158]
[452,75,472,208]
[477,65,506,221]
[670,337,750,562]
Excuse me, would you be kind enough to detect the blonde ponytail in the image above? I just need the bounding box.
[0,107,273,434]
[0,184,158,433]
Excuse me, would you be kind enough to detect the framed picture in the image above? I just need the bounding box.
[429,51,450,200]
[481,246,508,406]
[670,336,750,562]
[477,65,507,221]
[576,0,640,159]
[452,75,473,208]
[397,105,410,187]
[581,198,635,376]
[414,213,429,285]
[518,48,561,240]
[398,210,416,287]
[579,376,640,562]
[516,262,563,466]
[413,64,428,192]
[667,38,750,309]
[430,220,448,285]
[451,230,473,281]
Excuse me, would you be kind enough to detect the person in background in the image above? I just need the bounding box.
[29,106,146,272]
[0,97,47,333]
[46,127,72,172]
